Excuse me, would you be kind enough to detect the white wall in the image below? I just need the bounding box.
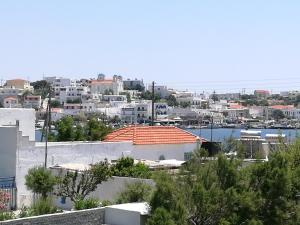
[54,176,155,210]
[0,126,18,178]
[16,140,133,206]
[105,208,142,225]
[132,143,198,161]
[0,108,35,141]
[15,139,196,207]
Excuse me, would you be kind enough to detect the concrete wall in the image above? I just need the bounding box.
[132,143,198,161]
[105,207,142,225]
[0,208,105,225]
[16,140,133,207]
[0,126,18,178]
[54,176,155,210]
[0,109,35,141]
[15,139,195,206]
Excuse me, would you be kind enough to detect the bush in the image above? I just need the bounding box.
[19,205,34,218]
[25,166,57,198]
[0,212,15,221]
[116,181,153,204]
[0,191,10,211]
[74,197,100,210]
[112,157,151,179]
[146,207,175,225]
[100,200,112,207]
[31,198,58,216]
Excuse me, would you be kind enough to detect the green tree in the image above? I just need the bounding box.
[56,116,75,141]
[111,157,151,179]
[272,109,285,121]
[30,80,51,99]
[49,100,61,108]
[25,167,57,199]
[116,181,153,204]
[56,160,111,202]
[166,95,178,107]
[140,91,161,101]
[149,172,187,225]
[74,124,86,141]
[146,208,176,225]
[179,101,191,108]
[85,117,112,141]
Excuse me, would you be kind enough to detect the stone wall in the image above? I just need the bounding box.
[0,208,105,225]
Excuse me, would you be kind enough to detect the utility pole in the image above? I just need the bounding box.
[44,87,52,168]
[151,81,155,126]
[210,115,213,142]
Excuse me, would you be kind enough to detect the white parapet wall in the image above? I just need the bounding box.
[16,140,134,207]
[132,143,198,161]
[0,108,35,141]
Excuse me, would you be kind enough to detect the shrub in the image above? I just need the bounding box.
[31,198,58,216]
[19,206,34,218]
[74,197,100,210]
[56,160,111,202]
[100,200,112,207]
[0,212,15,221]
[116,181,153,204]
[25,167,57,198]
[0,191,10,211]
[112,157,151,179]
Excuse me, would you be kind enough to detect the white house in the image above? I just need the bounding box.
[23,95,42,109]
[90,75,123,95]
[3,96,20,108]
[104,125,203,161]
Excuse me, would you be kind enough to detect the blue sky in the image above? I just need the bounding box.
[1,1,300,93]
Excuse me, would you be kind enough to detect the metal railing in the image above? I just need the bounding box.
[0,177,17,210]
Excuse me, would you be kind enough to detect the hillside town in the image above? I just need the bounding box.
[2,76,300,129]
[0,75,299,225]
[1,1,300,224]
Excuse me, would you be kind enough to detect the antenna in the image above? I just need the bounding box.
[151,81,155,126]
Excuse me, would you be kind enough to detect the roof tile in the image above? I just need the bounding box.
[104,126,205,145]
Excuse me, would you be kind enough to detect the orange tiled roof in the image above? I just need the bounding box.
[90,80,113,84]
[269,105,294,110]
[4,96,17,100]
[254,90,270,94]
[104,126,204,145]
[229,104,245,109]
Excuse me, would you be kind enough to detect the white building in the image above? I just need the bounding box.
[0,87,23,103]
[23,95,42,109]
[5,79,33,91]
[45,77,74,87]
[102,94,127,102]
[54,86,89,104]
[123,79,145,91]
[268,105,300,120]
[63,102,96,115]
[147,85,169,98]
[120,101,168,123]
[90,75,123,95]
[3,96,20,108]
